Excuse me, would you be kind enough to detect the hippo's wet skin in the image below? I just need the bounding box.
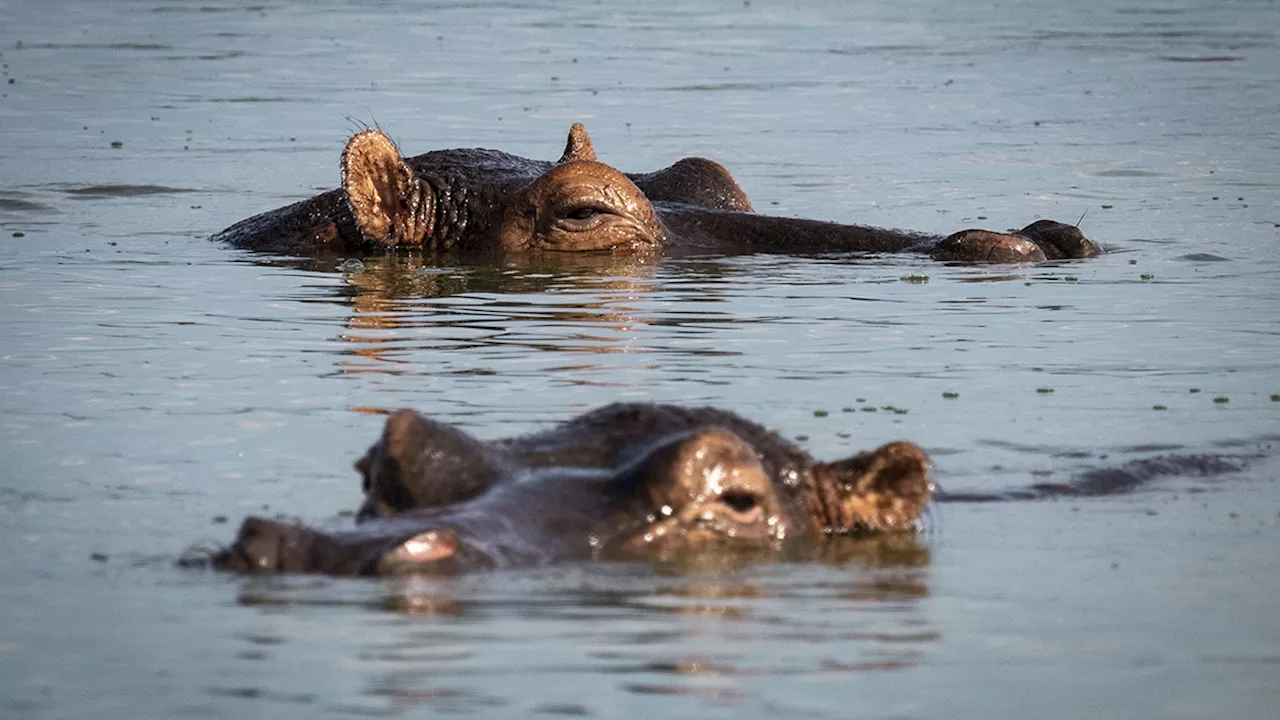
[212,403,934,575]
[214,124,1101,262]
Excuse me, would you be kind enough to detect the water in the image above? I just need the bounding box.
[1,0,1278,717]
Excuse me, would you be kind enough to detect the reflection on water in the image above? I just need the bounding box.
[328,254,664,375]
[221,536,934,716]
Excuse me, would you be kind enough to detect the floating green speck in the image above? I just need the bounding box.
[841,407,855,413]
[1152,404,1167,410]
[1189,388,1201,394]
[942,391,959,399]
[901,274,929,284]
[1036,387,1055,394]
[1140,273,1154,280]
[795,435,809,442]
[813,410,829,418]
[1213,397,1229,404]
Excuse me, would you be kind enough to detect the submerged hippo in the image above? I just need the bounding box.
[214,124,1100,262]
[210,403,933,575]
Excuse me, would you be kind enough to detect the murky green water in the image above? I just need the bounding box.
[1,0,1278,717]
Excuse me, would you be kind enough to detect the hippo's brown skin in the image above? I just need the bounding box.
[212,403,933,576]
[213,124,1101,263]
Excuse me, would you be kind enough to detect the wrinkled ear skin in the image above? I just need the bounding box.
[806,441,933,534]
[356,409,508,521]
[558,122,597,163]
[342,130,434,248]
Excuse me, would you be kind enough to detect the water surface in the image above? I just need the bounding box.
[1,0,1278,717]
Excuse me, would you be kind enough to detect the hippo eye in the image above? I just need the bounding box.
[564,206,604,221]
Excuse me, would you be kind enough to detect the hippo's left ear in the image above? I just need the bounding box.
[342,129,435,247]
[557,123,597,163]
[807,441,933,534]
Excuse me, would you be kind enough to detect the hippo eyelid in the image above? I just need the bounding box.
[565,206,604,220]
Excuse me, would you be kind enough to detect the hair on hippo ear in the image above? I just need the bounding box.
[557,122,597,163]
[806,441,933,534]
[342,129,434,247]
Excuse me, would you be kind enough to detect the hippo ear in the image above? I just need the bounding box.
[342,129,434,247]
[356,409,508,521]
[808,441,933,533]
[557,122,597,163]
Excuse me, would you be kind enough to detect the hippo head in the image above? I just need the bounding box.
[340,124,742,254]
[211,405,933,576]
[216,122,1099,261]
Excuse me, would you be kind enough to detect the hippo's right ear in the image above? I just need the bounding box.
[807,441,933,534]
[342,129,435,247]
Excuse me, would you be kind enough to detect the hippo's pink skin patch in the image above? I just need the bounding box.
[377,529,460,573]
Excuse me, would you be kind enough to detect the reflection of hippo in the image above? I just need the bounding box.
[214,124,1101,262]
[211,403,933,575]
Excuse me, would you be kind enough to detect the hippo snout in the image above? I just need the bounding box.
[214,516,466,576]
[214,517,316,573]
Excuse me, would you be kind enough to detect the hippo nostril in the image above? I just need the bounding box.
[719,491,758,514]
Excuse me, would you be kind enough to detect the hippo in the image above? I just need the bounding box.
[214,124,1101,263]
[208,403,934,575]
